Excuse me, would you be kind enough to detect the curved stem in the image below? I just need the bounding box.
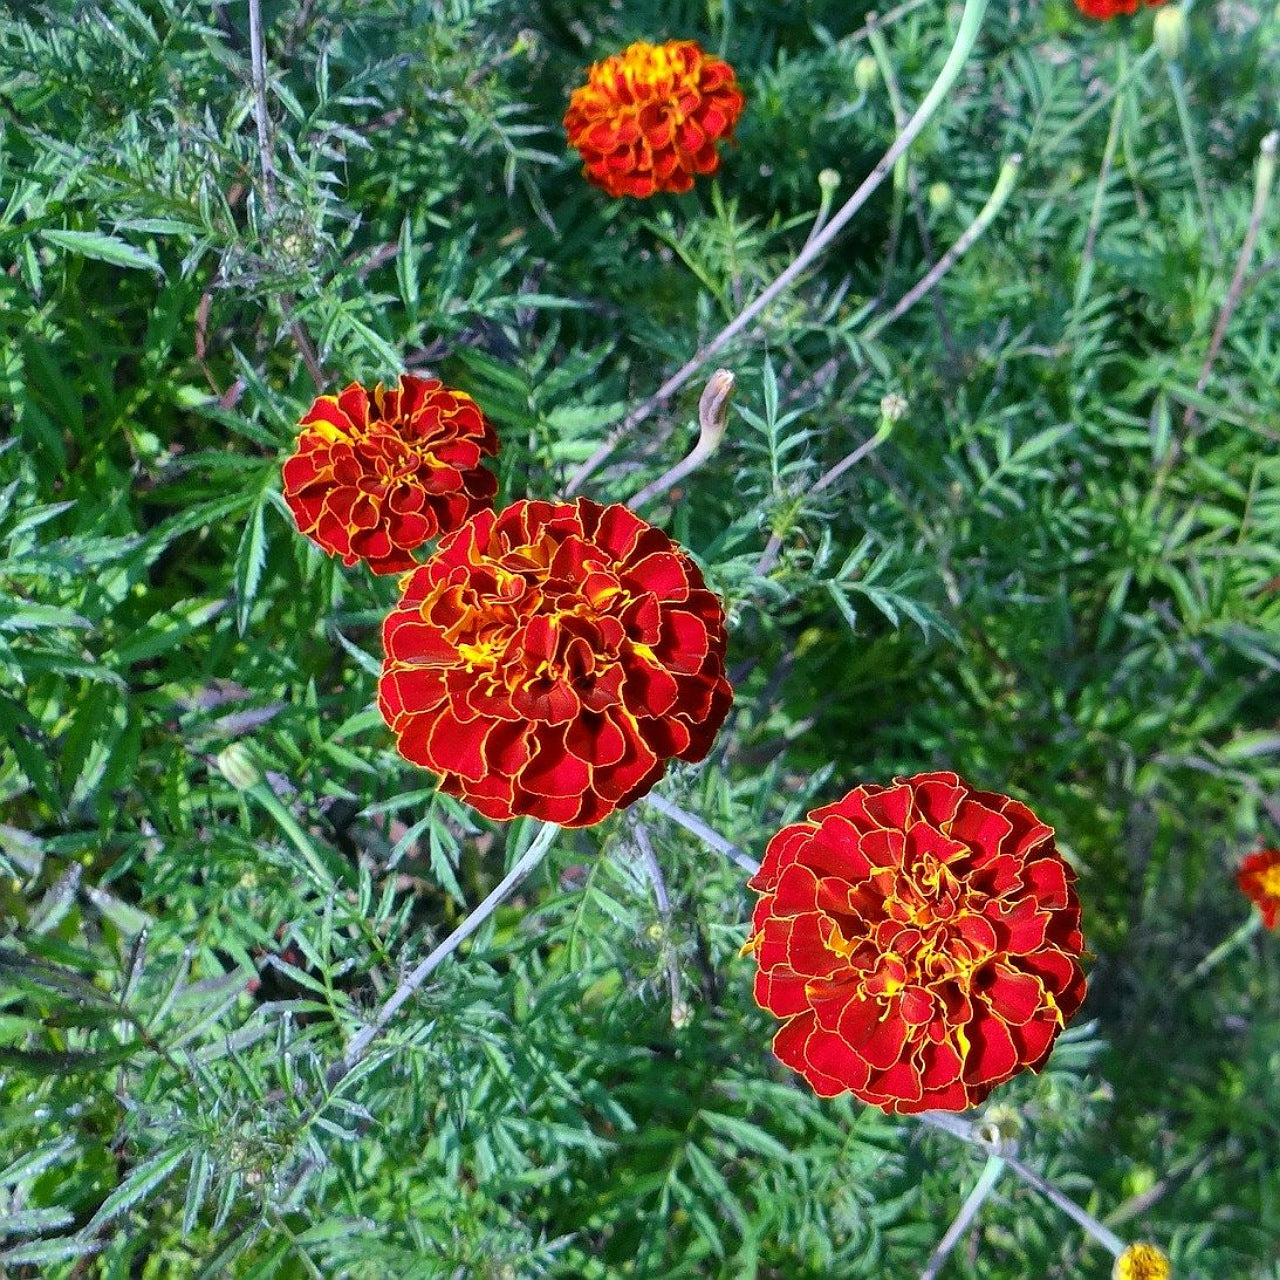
[329,821,558,1085]
[565,0,992,495]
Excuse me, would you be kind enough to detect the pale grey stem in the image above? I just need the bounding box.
[645,793,760,875]
[920,1153,1007,1280]
[915,1112,1126,1257]
[864,155,1022,343]
[564,0,992,495]
[1184,129,1278,430]
[629,370,736,510]
[633,823,683,1018]
[330,822,558,1085]
[247,0,277,205]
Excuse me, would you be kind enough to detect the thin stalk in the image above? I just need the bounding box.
[247,0,277,204]
[565,0,992,495]
[1183,129,1279,430]
[1166,60,1219,260]
[1174,914,1262,993]
[1073,53,1125,316]
[864,153,1022,342]
[645,793,760,875]
[633,823,684,1021]
[920,1154,1006,1280]
[1041,48,1159,158]
[916,1112,1127,1257]
[328,821,558,1086]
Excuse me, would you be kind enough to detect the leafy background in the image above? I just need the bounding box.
[1,0,1278,1275]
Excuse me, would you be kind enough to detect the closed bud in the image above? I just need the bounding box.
[217,743,262,792]
[853,55,879,94]
[879,392,908,424]
[670,1000,693,1029]
[1153,7,1188,61]
[927,181,953,214]
[818,168,841,196]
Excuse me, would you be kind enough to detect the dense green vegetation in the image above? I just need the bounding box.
[1,0,1278,1275]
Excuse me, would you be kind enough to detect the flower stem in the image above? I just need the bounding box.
[1166,59,1220,261]
[920,1153,1006,1280]
[328,821,558,1087]
[645,792,760,875]
[629,370,735,510]
[566,0,992,495]
[916,1111,1127,1257]
[1072,48,1126,317]
[1174,913,1263,992]
[863,153,1022,343]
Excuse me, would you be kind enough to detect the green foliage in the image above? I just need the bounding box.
[2,0,1279,1275]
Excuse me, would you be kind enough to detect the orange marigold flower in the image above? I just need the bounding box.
[282,375,498,576]
[564,39,746,199]
[377,498,733,827]
[1074,0,1166,18]
[745,772,1087,1113]
[1237,848,1280,929]
[1113,1242,1172,1280]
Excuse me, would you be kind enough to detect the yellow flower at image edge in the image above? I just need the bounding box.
[1113,1242,1171,1280]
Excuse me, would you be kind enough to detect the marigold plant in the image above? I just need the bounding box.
[378,497,733,826]
[282,375,499,575]
[745,771,1087,1113]
[1073,0,1167,19]
[1236,848,1280,929]
[564,39,746,198]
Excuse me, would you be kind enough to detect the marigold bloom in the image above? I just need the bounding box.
[1113,1242,1172,1280]
[377,498,733,826]
[1074,0,1167,18]
[282,376,498,575]
[1236,848,1280,929]
[564,39,746,198]
[745,772,1087,1113]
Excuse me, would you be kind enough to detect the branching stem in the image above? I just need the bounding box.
[565,0,991,495]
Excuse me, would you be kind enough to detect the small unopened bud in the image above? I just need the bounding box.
[646,922,664,943]
[670,1000,693,1029]
[879,392,908,425]
[927,181,953,215]
[698,368,735,451]
[217,743,262,792]
[1153,7,1188,61]
[853,55,879,94]
[977,1103,1023,1150]
[817,168,841,196]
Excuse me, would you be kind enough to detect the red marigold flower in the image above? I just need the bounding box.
[1237,848,1280,930]
[564,39,746,199]
[377,498,733,827]
[745,772,1087,1113]
[1074,0,1166,19]
[282,375,499,576]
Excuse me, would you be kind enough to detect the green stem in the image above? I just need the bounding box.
[1175,913,1263,992]
[1072,49,1126,317]
[1166,60,1220,260]
[921,1153,1006,1280]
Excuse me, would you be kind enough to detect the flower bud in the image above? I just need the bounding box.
[927,181,953,214]
[217,743,262,792]
[853,55,879,94]
[1153,7,1188,61]
[817,168,841,196]
[879,392,908,424]
[670,1000,693,1029]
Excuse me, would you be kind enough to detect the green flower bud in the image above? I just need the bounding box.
[853,55,879,94]
[818,168,841,196]
[927,181,953,214]
[217,743,262,792]
[1153,6,1188,61]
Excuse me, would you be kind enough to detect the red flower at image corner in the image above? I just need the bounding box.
[282,376,499,575]
[1074,0,1166,19]
[564,39,746,198]
[377,498,733,827]
[745,772,1088,1113]
[1237,848,1280,929]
